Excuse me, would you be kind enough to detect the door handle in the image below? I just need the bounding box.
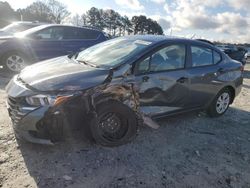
[177,77,188,83]
[142,76,149,82]
[66,51,73,54]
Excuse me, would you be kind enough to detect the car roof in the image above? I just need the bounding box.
[15,24,103,37]
[122,35,216,49]
[10,21,46,25]
[30,24,103,31]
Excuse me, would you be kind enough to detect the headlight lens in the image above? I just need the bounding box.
[25,94,75,107]
[26,95,56,106]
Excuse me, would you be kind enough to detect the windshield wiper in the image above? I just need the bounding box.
[76,60,99,68]
[68,51,80,59]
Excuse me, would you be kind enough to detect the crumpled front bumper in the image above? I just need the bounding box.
[7,103,53,145]
[6,76,54,145]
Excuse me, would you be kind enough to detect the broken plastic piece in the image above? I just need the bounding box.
[142,115,160,129]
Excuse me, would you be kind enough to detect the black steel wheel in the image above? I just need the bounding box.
[89,100,138,147]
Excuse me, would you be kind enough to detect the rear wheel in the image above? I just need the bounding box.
[1,52,29,73]
[89,100,138,147]
[207,88,232,117]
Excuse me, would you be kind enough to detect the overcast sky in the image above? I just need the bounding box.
[5,0,250,43]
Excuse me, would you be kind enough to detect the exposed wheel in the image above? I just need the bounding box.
[207,88,232,117]
[89,100,138,147]
[1,52,29,73]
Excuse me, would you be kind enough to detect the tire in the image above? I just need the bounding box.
[89,100,138,147]
[1,51,30,74]
[206,88,232,117]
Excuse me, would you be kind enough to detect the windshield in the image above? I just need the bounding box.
[1,23,36,34]
[76,38,152,68]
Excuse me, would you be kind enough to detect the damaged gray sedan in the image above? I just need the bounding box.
[6,36,243,146]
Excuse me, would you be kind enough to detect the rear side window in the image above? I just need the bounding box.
[77,28,100,39]
[33,27,64,40]
[213,51,222,64]
[63,27,78,39]
[191,46,213,67]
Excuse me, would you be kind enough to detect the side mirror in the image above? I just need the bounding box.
[113,64,132,78]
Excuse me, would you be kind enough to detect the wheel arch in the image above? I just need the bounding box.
[222,85,235,104]
[0,49,33,63]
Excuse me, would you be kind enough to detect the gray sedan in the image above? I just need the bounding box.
[6,35,243,147]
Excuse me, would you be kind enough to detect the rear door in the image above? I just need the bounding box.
[134,43,190,117]
[186,45,223,107]
[61,27,105,55]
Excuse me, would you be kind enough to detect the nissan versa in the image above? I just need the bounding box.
[6,36,243,147]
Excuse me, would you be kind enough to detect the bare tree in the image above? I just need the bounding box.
[46,0,70,24]
[17,1,52,22]
[16,0,70,23]
[81,13,88,26]
[0,1,16,27]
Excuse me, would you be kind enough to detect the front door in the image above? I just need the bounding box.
[134,43,190,117]
[27,26,65,61]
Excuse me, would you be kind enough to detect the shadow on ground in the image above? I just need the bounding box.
[17,107,250,188]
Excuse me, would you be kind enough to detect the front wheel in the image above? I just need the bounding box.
[1,52,29,73]
[207,88,232,117]
[89,100,138,147]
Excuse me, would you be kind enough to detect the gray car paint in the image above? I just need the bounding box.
[17,56,110,92]
[5,36,243,144]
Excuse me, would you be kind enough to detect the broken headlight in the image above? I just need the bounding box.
[26,95,56,106]
[25,93,77,107]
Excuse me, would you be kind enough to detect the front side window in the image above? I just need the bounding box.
[33,27,64,40]
[136,44,186,74]
[213,51,222,64]
[138,56,150,74]
[191,46,213,67]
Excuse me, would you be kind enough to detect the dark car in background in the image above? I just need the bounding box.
[0,24,107,72]
[246,47,250,58]
[217,44,247,65]
[0,21,44,36]
[6,36,243,146]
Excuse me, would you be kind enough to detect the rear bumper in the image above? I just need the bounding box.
[234,75,243,97]
[235,84,242,97]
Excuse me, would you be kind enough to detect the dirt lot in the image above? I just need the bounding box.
[0,63,250,188]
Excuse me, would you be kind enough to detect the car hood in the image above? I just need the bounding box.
[19,56,111,92]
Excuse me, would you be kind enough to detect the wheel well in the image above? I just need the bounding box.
[224,86,235,104]
[1,50,30,62]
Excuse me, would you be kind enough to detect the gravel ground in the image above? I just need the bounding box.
[0,62,250,188]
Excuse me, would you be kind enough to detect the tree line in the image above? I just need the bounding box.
[0,0,163,36]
